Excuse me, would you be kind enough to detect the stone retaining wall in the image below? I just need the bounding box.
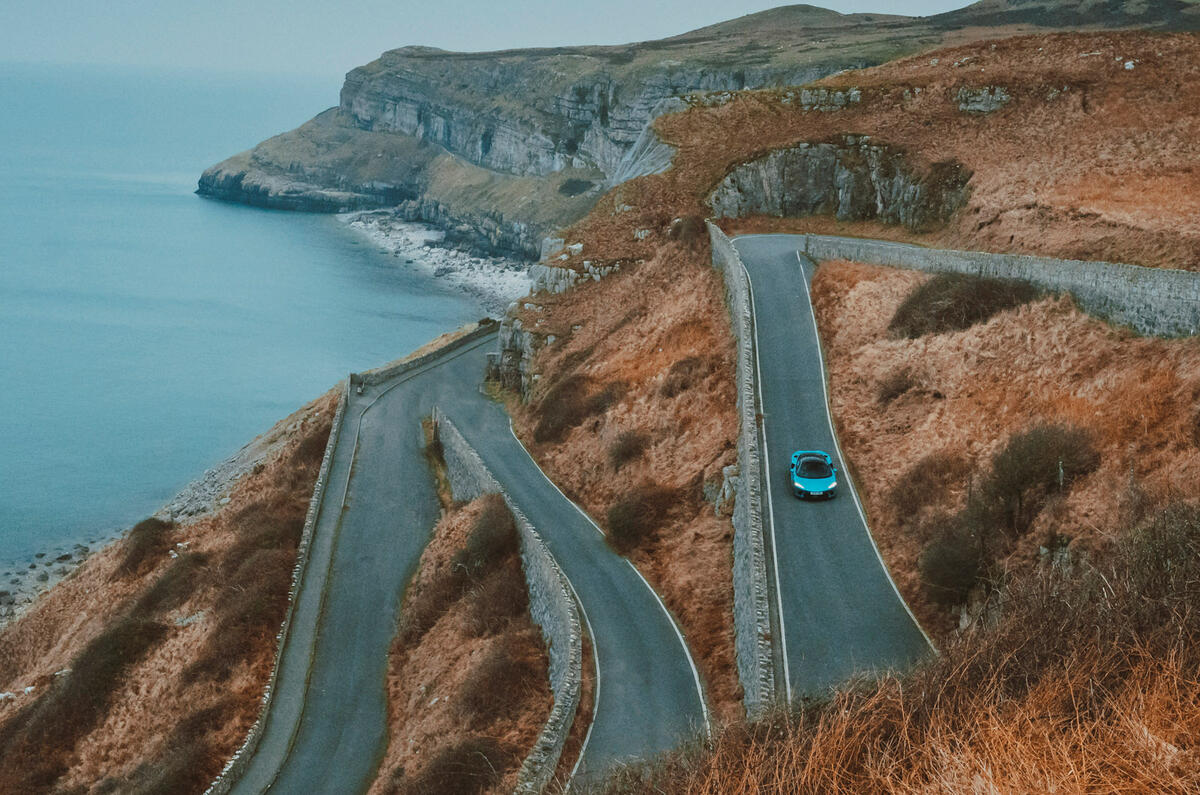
[707,221,777,714]
[800,234,1200,337]
[432,409,584,795]
[203,378,351,795]
[352,321,499,389]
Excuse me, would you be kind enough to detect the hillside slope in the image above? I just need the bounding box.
[197,2,1198,259]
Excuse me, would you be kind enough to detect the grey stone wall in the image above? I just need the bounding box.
[433,409,583,795]
[351,321,499,389]
[706,221,777,714]
[204,379,351,795]
[800,234,1200,337]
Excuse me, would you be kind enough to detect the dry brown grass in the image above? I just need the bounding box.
[810,259,1200,639]
[568,31,1200,272]
[589,504,1200,793]
[369,496,552,795]
[512,242,743,722]
[0,391,336,793]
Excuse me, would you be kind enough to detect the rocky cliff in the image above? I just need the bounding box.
[197,2,1198,259]
[707,136,972,232]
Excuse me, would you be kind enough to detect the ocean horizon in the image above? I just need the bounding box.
[0,63,482,569]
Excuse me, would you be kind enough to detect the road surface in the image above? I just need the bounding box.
[228,333,705,793]
[732,234,932,699]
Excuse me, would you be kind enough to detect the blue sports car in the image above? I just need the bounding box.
[789,450,838,499]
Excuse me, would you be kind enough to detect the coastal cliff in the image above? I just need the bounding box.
[197,6,948,258]
[197,1,1200,260]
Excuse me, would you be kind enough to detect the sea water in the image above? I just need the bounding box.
[0,64,480,566]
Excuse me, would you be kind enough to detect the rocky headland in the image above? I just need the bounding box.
[197,2,1196,262]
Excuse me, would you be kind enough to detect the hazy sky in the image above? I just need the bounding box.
[2,1,976,79]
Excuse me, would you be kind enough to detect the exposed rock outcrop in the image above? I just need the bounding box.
[707,136,973,233]
[956,86,1012,113]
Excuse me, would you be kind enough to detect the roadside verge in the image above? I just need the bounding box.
[433,409,584,795]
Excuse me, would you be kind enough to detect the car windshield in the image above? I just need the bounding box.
[798,458,832,478]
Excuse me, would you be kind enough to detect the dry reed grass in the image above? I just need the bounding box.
[590,505,1200,794]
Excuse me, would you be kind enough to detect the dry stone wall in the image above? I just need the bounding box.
[706,221,777,714]
[433,410,583,795]
[203,379,350,795]
[801,234,1200,337]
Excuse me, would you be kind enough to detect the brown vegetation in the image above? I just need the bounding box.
[369,495,553,795]
[810,258,1200,638]
[0,391,336,793]
[590,504,1200,793]
[507,26,1200,736]
[560,32,1200,273]
[510,242,743,722]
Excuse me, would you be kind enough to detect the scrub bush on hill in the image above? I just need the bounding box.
[918,520,984,604]
[401,494,523,646]
[888,273,1043,338]
[982,422,1100,535]
[606,483,678,553]
[456,632,545,728]
[0,617,168,792]
[660,355,719,398]
[533,375,627,442]
[115,516,174,578]
[888,449,971,515]
[394,737,514,795]
[591,504,1200,793]
[608,430,650,469]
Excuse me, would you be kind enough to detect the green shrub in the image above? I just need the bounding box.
[607,483,677,553]
[608,430,650,469]
[115,517,174,578]
[918,523,984,605]
[888,273,1043,339]
[983,422,1100,535]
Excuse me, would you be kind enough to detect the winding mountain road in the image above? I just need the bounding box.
[226,332,705,794]
[732,234,932,699]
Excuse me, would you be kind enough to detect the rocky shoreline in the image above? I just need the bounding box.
[339,210,531,315]
[1,216,525,630]
[0,395,332,630]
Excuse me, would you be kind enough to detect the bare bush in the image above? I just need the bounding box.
[608,430,650,469]
[889,273,1043,339]
[607,483,678,553]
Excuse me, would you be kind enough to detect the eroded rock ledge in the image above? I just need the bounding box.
[707,135,972,232]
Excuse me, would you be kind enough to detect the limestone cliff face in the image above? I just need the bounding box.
[340,50,828,180]
[198,2,1178,258]
[707,136,972,233]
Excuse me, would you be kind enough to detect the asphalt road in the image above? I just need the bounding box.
[732,234,932,699]
[442,396,709,783]
[228,332,706,793]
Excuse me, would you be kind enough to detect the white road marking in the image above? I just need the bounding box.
[793,249,937,653]
[508,421,713,734]
[734,240,794,704]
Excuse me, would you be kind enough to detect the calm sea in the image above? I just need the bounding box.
[0,64,480,566]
